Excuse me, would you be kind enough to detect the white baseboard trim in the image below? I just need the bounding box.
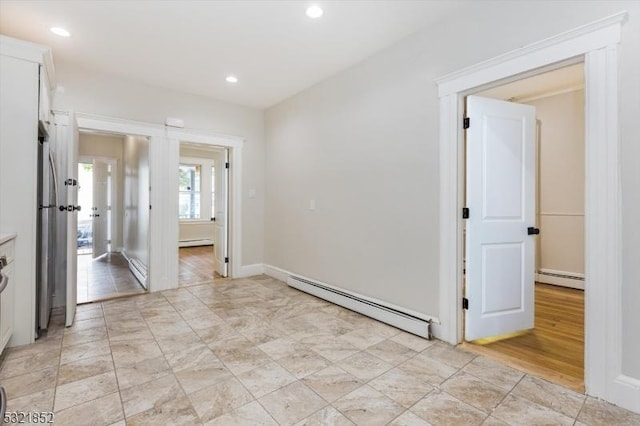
[263,264,441,340]
[612,374,640,414]
[236,263,264,278]
[263,264,289,283]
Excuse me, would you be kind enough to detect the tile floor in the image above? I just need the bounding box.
[77,253,146,303]
[1,275,639,425]
[179,246,223,287]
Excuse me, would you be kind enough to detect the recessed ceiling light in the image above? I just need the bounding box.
[306,5,323,19]
[225,75,238,84]
[50,27,71,37]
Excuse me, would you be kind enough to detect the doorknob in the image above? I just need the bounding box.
[94,214,100,217]
[527,227,540,235]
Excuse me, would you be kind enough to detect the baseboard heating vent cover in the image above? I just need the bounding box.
[128,257,148,289]
[287,275,432,339]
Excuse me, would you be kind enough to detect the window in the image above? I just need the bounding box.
[211,166,215,220]
[179,164,201,219]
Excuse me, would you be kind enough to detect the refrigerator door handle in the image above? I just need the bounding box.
[49,151,59,206]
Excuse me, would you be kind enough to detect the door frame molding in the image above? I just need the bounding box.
[55,112,245,293]
[435,11,638,411]
[167,127,244,281]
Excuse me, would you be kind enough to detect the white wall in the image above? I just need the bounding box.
[531,90,585,279]
[265,1,640,379]
[53,65,264,268]
[79,133,125,250]
[123,135,149,267]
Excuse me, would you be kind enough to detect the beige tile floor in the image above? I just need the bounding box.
[77,253,146,303]
[1,275,639,425]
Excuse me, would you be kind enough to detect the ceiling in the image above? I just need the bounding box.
[0,1,463,109]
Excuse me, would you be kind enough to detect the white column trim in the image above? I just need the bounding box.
[583,45,623,402]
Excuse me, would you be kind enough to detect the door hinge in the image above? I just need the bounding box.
[107,239,111,244]
[462,207,469,219]
[149,205,152,210]
[463,117,470,129]
[225,162,229,169]
[224,257,229,263]
[462,297,469,310]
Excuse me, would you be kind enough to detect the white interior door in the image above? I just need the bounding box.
[213,150,228,277]
[66,112,79,326]
[465,95,537,341]
[92,160,109,258]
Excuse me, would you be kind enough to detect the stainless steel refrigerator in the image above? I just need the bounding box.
[36,124,58,337]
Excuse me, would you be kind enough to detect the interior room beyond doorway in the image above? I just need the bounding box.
[178,141,229,286]
[463,63,586,392]
[76,131,149,303]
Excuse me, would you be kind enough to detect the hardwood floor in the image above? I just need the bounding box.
[179,245,222,286]
[464,283,585,392]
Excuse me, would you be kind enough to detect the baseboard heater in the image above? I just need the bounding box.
[536,269,584,290]
[179,239,214,248]
[287,275,432,339]
[128,257,148,289]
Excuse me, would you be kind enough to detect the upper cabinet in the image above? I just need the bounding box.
[39,64,52,125]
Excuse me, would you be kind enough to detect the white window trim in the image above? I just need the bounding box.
[435,11,638,412]
[178,162,203,220]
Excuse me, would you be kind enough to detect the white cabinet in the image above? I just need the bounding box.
[39,64,51,125]
[0,35,55,346]
[0,236,16,354]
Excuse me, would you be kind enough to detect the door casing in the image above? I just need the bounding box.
[436,12,634,412]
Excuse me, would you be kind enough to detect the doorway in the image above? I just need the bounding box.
[177,141,229,286]
[436,14,628,407]
[75,131,148,303]
[460,64,586,391]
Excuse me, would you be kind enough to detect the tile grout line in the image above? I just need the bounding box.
[102,301,128,424]
[573,395,588,425]
[49,317,65,415]
[169,277,289,424]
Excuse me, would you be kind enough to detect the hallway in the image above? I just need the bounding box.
[77,253,146,303]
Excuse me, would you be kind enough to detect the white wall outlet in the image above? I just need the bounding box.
[249,189,256,199]
[309,199,316,210]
